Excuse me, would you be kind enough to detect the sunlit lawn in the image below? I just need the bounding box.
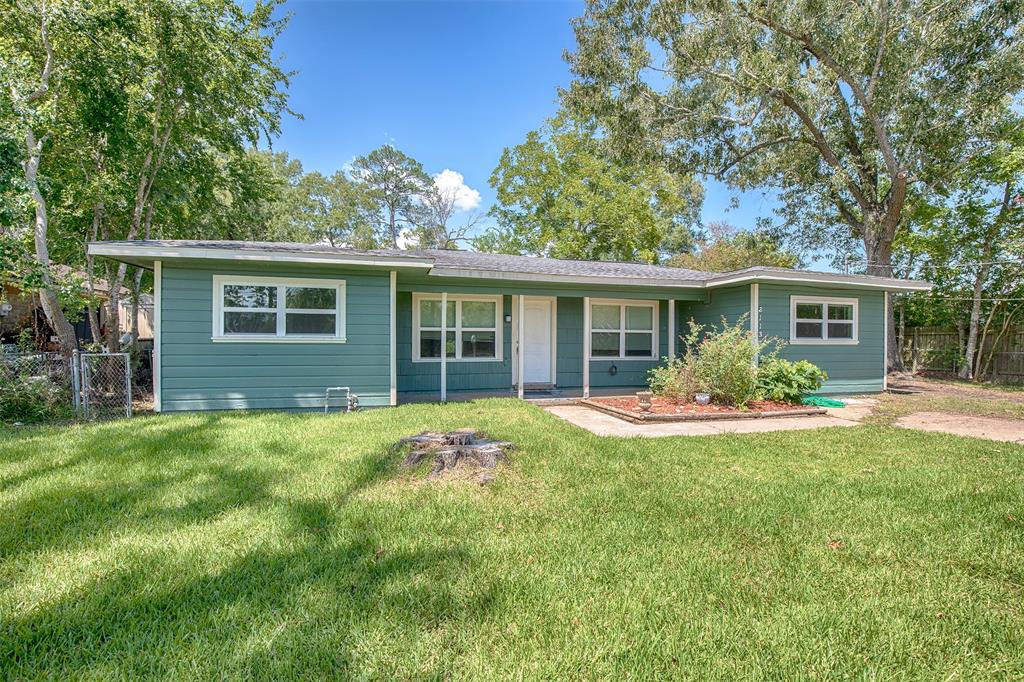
[1,399,1022,679]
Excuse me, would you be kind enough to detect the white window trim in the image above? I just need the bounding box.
[412,293,504,363]
[211,275,347,343]
[789,295,858,345]
[588,298,659,361]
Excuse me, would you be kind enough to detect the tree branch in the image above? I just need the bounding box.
[25,8,53,105]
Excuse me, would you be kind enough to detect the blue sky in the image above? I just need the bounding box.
[271,0,778,237]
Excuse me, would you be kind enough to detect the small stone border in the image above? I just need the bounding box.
[580,399,827,424]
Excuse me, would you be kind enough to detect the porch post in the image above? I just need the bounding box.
[389,271,397,406]
[883,291,889,390]
[517,294,525,399]
[668,298,675,360]
[440,291,448,402]
[750,283,760,367]
[153,260,162,413]
[583,296,591,399]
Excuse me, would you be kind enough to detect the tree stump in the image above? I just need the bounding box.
[397,428,513,481]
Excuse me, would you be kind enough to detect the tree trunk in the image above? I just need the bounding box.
[863,229,903,372]
[959,263,990,380]
[23,130,77,355]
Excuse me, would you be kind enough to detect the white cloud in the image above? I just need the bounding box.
[433,169,481,211]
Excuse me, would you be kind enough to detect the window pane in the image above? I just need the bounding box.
[625,332,653,357]
[795,303,823,320]
[224,311,276,334]
[286,286,335,310]
[795,322,824,339]
[625,305,653,331]
[420,300,441,327]
[461,331,496,358]
[591,331,620,356]
[420,330,455,358]
[828,304,854,321]
[592,304,620,330]
[462,300,496,328]
[224,285,275,309]
[285,313,336,335]
[828,322,854,339]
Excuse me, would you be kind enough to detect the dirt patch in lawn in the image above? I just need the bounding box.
[583,396,825,423]
[888,376,1024,404]
[895,411,1024,444]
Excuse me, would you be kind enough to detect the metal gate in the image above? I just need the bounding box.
[80,352,132,420]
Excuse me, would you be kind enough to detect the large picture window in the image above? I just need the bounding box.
[413,294,503,361]
[790,296,858,344]
[213,276,346,342]
[589,300,658,360]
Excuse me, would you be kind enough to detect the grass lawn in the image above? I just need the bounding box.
[1,400,1023,679]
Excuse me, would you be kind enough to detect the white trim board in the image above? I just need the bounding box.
[153,260,162,413]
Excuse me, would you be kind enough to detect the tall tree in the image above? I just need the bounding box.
[480,117,701,263]
[668,222,799,272]
[901,118,1024,380]
[351,145,431,248]
[3,2,80,352]
[412,182,481,250]
[565,0,1024,368]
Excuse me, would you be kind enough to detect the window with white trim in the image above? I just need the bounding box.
[790,296,858,344]
[590,300,658,359]
[213,276,346,341]
[413,294,503,361]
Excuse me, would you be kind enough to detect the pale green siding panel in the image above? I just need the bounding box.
[160,261,391,411]
[395,292,512,394]
[758,284,885,394]
[682,285,752,331]
[556,297,670,390]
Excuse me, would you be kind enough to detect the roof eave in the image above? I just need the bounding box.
[87,242,435,271]
[427,266,705,289]
[706,271,932,292]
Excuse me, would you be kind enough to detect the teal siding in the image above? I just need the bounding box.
[556,297,669,390]
[758,284,885,394]
[682,284,752,333]
[396,293,512,394]
[160,261,391,411]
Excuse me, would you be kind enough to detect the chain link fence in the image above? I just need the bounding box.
[0,350,132,422]
[80,352,132,420]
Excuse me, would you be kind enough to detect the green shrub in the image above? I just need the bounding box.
[756,359,828,403]
[649,315,776,408]
[647,356,699,402]
[0,375,73,424]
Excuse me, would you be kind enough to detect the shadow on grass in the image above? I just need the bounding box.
[1,531,496,678]
[1,415,489,677]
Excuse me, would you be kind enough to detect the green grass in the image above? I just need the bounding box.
[1,400,1023,679]
[870,391,1024,424]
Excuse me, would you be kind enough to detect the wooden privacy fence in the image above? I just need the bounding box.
[902,325,1024,384]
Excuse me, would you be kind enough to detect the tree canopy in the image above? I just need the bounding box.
[668,222,799,272]
[479,117,701,263]
[564,0,1023,365]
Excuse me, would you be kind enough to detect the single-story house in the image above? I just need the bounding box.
[88,240,931,412]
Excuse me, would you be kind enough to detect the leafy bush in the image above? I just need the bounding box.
[756,359,828,403]
[0,375,73,424]
[648,356,700,402]
[649,315,776,407]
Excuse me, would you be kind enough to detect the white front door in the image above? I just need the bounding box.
[522,298,553,384]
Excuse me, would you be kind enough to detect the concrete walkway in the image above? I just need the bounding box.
[544,404,863,437]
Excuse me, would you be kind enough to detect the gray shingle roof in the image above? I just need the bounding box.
[88,240,931,290]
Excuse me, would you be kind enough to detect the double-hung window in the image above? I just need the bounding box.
[213,276,346,342]
[589,300,658,360]
[412,294,502,361]
[790,296,858,344]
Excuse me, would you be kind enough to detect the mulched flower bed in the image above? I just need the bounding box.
[582,396,827,423]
